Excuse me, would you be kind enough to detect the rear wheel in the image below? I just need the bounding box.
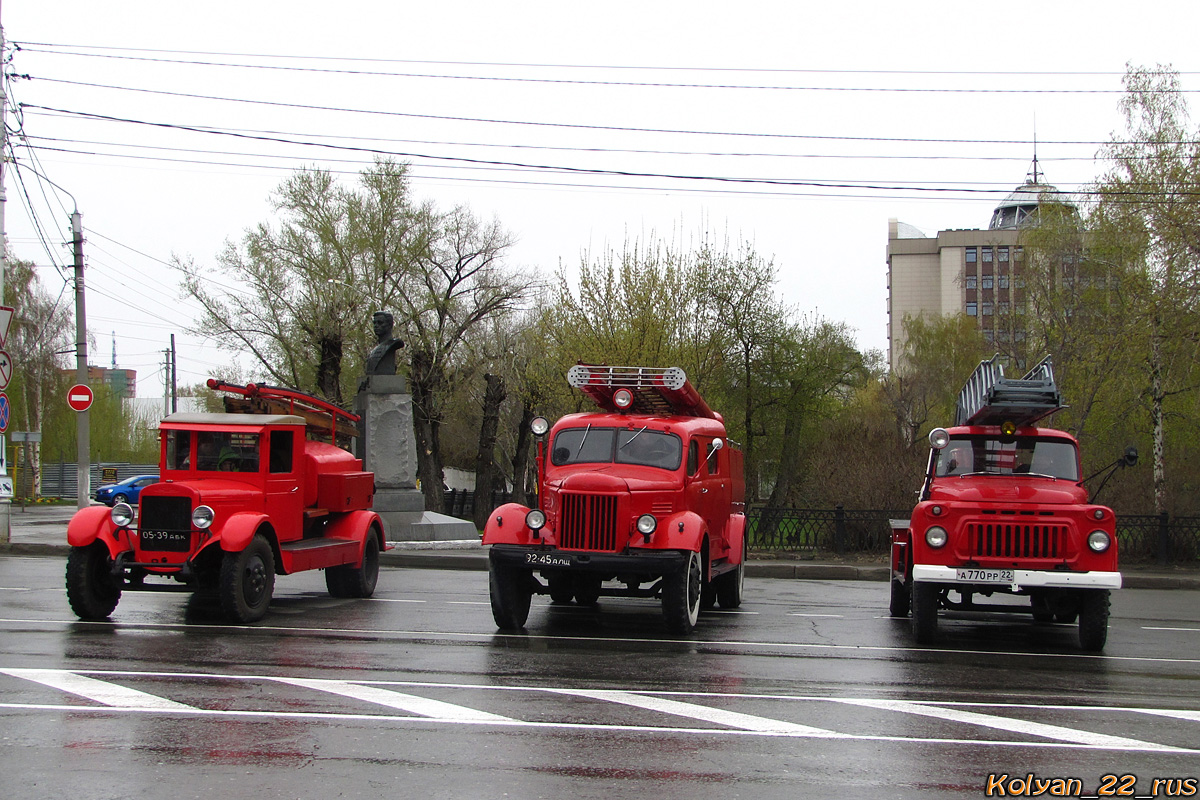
[547,573,574,604]
[662,550,702,634]
[889,577,910,617]
[326,530,381,598]
[219,534,275,623]
[714,538,746,609]
[1078,590,1110,652]
[911,581,938,644]
[113,493,129,505]
[65,544,122,620]
[489,563,533,630]
[573,575,602,606]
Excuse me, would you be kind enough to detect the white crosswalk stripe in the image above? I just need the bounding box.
[0,668,194,711]
[270,677,512,722]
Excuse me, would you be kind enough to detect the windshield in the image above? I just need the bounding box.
[551,426,682,470]
[936,435,1079,480]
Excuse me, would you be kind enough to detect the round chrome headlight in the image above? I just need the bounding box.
[636,514,657,535]
[110,502,134,528]
[1087,530,1111,553]
[613,388,634,409]
[530,416,550,436]
[191,505,215,530]
[525,509,546,530]
[925,526,948,548]
[929,428,950,450]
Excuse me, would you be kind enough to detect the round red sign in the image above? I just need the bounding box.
[67,383,94,412]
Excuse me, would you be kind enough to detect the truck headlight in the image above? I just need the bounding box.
[929,428,950,450]
[1087,530,1111,552]
[636,514,657,535]
[192,505,215,530]
[925,526,948,548]
[530,416,550,436]
[525,509,546,530]
[110,503,134,528]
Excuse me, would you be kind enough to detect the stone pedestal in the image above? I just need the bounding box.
[356,375,476,542]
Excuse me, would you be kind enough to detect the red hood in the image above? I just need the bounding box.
[929,477,1088,505]
[141,480,263,508]
[548,467,681,495]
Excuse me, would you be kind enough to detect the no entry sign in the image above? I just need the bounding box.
[67,384,94,412]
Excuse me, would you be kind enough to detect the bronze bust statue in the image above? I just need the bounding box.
[365,311,404,377]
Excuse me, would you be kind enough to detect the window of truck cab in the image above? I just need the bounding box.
[550,426,682,470]
[936,435,1079,480]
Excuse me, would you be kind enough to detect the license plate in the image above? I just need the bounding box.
[956,568,1014,584]
[139,529,192,552]
[524,552,575,568]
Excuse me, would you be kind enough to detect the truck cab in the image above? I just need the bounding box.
[891,356,1129,651]
[66,380,385,624]
[483,365,747,633]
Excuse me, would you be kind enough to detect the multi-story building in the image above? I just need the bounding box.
[886,166,1075,369]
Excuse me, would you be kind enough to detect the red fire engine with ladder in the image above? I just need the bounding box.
[483,365,747,634]
[66,380,385,624]
[891,355,1136,651]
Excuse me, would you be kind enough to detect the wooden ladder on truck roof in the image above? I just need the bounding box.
[954,354,1064,427]
[207,379,361,441]
[567,364,719,420]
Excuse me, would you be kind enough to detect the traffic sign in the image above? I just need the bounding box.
[0,393,8,433]
[0,350,10,390]
[0,306,12,348]
[67,384,94,412]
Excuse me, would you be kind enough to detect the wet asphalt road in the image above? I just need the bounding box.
[1,554,1198,800]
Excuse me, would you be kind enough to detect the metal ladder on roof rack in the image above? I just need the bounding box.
[954,354,1064,427]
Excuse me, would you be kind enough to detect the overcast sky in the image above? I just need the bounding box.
[3,0,1198,400]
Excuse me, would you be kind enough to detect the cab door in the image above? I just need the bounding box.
[686,437,730,551]
[264,427,304,542]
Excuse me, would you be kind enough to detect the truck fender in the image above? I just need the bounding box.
[646,510,707,553]
[67,506,132,557]
[482,502,534,545]
[216,512,272,552]
[324,510,387,552]
[724,513,747,565]
[890,524,912,580]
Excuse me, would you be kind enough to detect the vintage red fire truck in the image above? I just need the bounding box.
[66,380,385,623]
[483,365,747,633]
[891,356,1135,651]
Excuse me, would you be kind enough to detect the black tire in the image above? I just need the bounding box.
[700,583,717,611]
[547,573,574,604]
[911,581,938,644]
[325,530,381,598]
[1078,590,1110,652]
[65,544,122,620]
[662,550,702,634]
[219,534,275,623]
[889,577,910,618]
[714,538,746,609]
[1030,593,1053,623]
[489,562,533,630]
[113,493,129,505]
[573,575,602,606]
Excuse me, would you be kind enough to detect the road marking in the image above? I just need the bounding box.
[832,698,1185,751]
[270,677,511,722]
[0,668,193,711]
[546,688,845,737]
[788,613,843,618]
[368,598,427,603]
[447,601,490,606]
[1143,626,1200,632]
[1135,708,1200,723]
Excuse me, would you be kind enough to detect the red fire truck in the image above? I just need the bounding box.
[66,380,385,623]
[483,365,747,633]
[891,356,1135,651]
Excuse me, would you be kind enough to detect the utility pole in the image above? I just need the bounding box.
[73,211,90,510]
[0,12,11,542]
[163,347,170,418]
[170,333,178,413]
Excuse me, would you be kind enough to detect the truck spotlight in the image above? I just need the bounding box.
[613,388,634,409]
[928,428,949,450]
[530,416,550,437]
[191,505,215,530]
[1092,508,1105,520]
[110,502,134,528]
[1087,530,1111,553]
[925,526,948,548]
[525,509,546,530]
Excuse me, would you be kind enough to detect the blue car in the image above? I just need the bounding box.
[94,474,159,506]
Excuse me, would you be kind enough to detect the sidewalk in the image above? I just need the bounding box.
[4,503,1198,589]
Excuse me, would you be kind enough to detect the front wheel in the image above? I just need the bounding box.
[1078,590,1110,652]
[326,530,381,598]
[219,534,275,623]
[911,581,938,644]
[489,563,533,630]
[66,544,122,620]
[662,550,703,634]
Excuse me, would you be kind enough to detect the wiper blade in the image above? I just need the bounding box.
[619,426,648,450]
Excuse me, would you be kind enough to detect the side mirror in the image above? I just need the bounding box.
[1122,445,1138,468]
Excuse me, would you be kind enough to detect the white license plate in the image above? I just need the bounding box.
[955,568,1014,584]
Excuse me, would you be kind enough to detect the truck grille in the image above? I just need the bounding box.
[139,495,193,532]
[967,522,1067,559]
[559,494,620,551]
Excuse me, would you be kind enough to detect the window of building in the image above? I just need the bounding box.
[999,247,1010,263]
[982,302,993,316]
[981,275,993,290]
[982,247,993,263]
[1015,246,1024,261]
[999,302,1009,315]
[984,330,995,342]
[966,302,977,316]
[966,247,977,264]
[998,274,1010,290]
[965,275,977,290]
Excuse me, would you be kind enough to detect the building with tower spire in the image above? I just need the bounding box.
[885,160,1078,369]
